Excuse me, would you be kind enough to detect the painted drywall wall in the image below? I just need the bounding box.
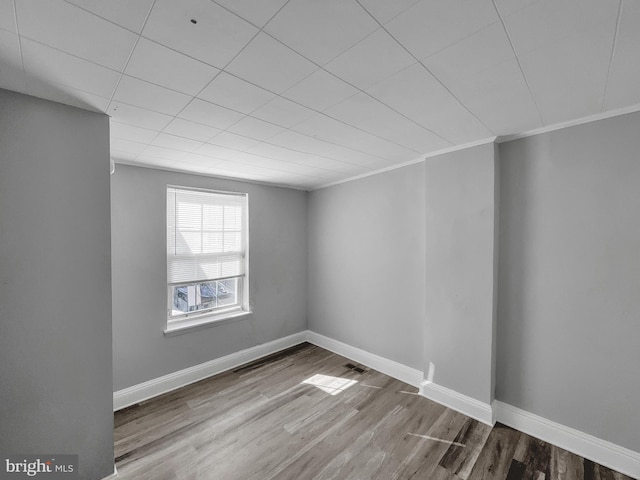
[498,111,640,452]
[307,162,425,370]
[424,143,498,405]
[111,164,307,390]
[0,90,113,479]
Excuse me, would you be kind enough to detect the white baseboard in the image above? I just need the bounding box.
[305,331,424,388]
[494,401,640,479]
[113,331,308,411]
[111,330,639,479]
[420,381,495,426]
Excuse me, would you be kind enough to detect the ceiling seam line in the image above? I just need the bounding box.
[158,0,295,159]
[255,29,452,149]
[355,0,495,136]
[600,0,623,113]
[490,0,545,127]
[106,0,160,161]
[12,0,29,93]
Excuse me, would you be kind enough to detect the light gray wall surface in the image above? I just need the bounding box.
[307,163,425,370]
[0,90,113,479]
[424,143,498,404]
[111,164,307,390]
[498,112,640,452]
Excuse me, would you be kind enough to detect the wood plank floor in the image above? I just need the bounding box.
[114,344,634,480]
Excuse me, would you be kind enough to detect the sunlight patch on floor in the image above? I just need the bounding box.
[408,432,466,448]
[302,374,358,396]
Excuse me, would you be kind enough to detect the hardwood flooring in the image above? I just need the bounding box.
[114,344,634,480]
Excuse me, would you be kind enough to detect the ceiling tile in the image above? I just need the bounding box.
[423,22,514,80]
[251,97,316,128]
[107,102,174,131]
[602,0,640,110]
[65,0,154,33]
[195,143,241,161]
[265,0,378,65]
[113,75,192,116]
[493,0,541,17]
[325,92,449,151]
[181,152,225,167]
[282,69,358,111]
[518,21,616,125]
[357,0,421,24]
[198,71,274,114]
[267,130,341,156]
[142,0,258,68]
[125,38,219,95]
[0,0,16,32]
[422,22,542,134]
[225,32,317,93]
[151,133,204,152]
[321,144,390,168]
[503,0,619,56]
[26,79,110,112]
[368,63,493,143]
[246,142,316,163]
[292,114,416,161]
[16,0,138,70]
[213,0,289,27]
[110,121,159,144]
[0,30,25,92]
[178,98,245,129]
[21,38,120,98]
[208,131,259,151]
[141,145,188,161]
[386,0,498,60]
[110,138,148,155]
[162,118,221,142]
[325,29,416,90]
[296,155,360,172]
[227,116,284,140]
[438,59,541,135]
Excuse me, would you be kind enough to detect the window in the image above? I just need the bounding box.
[166,186,249,331]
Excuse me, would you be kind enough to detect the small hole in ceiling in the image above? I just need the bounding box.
[190,19,197,24]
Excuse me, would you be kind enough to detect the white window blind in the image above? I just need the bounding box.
[167,187,247,285]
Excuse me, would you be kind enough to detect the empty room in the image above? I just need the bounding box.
[1,0,639,479]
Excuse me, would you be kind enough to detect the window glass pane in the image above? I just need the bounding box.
[170,278,240,318]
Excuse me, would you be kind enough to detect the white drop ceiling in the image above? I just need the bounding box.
[1,0,639,190]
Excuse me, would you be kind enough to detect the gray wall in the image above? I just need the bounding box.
[424,143,498,405]
[0,90,113,479]
[111,164,307,390]
[498,111,640,452]
[307,163,425,370]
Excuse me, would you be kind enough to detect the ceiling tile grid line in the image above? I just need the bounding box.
[490,0,545,126]
[110,93,400,170]
[254,28,456,146]
[10,0,467,174]
[5,0,640,189]
[139,0,297,166]
[16,0,484,149]
[119,118,379,177]
[600,0,624,112]
[105,0,161,138]
[11,0,28,93]
[354,0,495,136]
[60,0,153,36]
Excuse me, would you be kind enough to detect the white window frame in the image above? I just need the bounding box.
[165,185,250,335]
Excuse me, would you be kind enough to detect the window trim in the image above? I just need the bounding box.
[165,185,250,334]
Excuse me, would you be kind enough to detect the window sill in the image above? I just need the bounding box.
[163,310,252,337]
